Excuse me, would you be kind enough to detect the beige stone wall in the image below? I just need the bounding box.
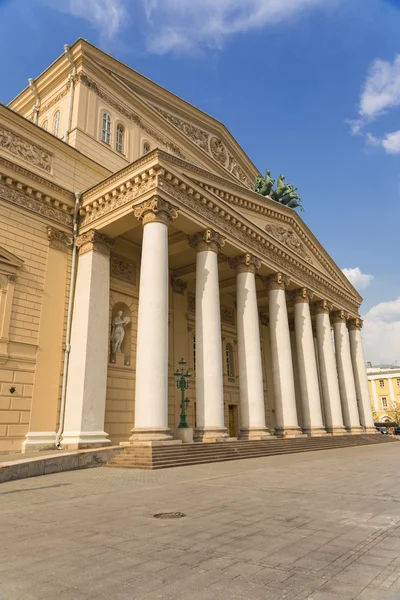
[0,199,68,450]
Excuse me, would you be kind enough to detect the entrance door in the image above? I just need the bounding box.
[228,405,237,438]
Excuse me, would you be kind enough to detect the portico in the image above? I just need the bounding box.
[59,149,375,448]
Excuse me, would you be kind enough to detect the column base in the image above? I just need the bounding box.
[60,430,111,450]
[239,427,274,440]
[129,427,173,442]
[302,427,329,437]
[326,426,347,436]
[345,426,364,435]
[22,432,57,453]
[363,427,380,434]
[274,426,304,438]
[194,427,229,442]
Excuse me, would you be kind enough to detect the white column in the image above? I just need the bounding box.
[348,317,377,433]
[371,378,379,412]
[289,324,303,429]
[267,273,301,437]
[190,229,228,441]
[63,230,113,449]
[233,253,270,439]
[294,289,326,436]
[315,302,346,434]
[332,310,363,433]
[130,198,178,442]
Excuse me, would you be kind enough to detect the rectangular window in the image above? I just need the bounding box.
[379,380,384,388]
[382,397,388,409]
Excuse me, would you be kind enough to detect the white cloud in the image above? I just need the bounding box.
[342,267,374,291]
[143,0,331,54]
[53,0,126,36]
[382,129,400,154]
[366,132,381,147]
[360,54,400,120]
[362,297,400,365]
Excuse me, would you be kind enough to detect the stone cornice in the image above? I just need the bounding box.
[0,156,74,199]
[0,176,73,227]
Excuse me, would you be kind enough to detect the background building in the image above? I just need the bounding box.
[367,364,400,425]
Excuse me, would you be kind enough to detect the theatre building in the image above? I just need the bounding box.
[0,39,375,453]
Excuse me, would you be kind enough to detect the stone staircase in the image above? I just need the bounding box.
[105,434,397,470]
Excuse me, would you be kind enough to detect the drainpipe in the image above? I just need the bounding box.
[56,192,82,449]
[63,44,76,143]
[28,78,40,124]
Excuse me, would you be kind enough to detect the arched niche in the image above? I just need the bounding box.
[110,302,131,366]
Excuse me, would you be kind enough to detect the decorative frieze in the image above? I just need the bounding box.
[152,107,209,151]
[133,196,178,225]
[111,254,136,284]
[76,229,114,256]
[188,228,225,253]
[47,227,73,253]
[230,253,261,274]
[265,224,313,264]
[210,137,228,166]
[221,306,235,325]
[0,182,72,226]
[0,127,52,173]
[171,278,187,295]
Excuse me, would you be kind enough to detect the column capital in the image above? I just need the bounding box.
[331,309,350,324]
[76,229,114,256]
[134,196,178,225]
[230,253,261,274]
[314,299,334,314]
[262,272,291,291]
[47,227,73,253]
[188,228,225,253]
[294,287,314,304]
[348,317,363,330]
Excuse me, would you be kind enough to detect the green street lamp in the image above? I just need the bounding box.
[174,358,191,429]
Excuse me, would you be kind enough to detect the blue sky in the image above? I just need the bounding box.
[0,0,399,364]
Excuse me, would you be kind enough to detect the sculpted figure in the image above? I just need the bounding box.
[255,169,304,211]
[254,169,275,196]
[111,310,130,354]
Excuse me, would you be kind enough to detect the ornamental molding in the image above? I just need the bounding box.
[294,287,314,303]
[47,227,73,253]
[229,253,261,274]
[221,306,235,325]
[265,224,313,265]
[331,309,350,323]
[0,156,72,198]
[158,177,358,313]
[171,277,187,295]
[150,106,253,188]
[313,299,334,314]
[76,229,114,256]
[80,175,157,227]
[188,228,226,253]
[41,84,70,113]
[77,73,185,159]
[111,254,136,284]
[0,181,72,227]
[262,272,291,291]
[0,127,52,173]
[133,196,178,225]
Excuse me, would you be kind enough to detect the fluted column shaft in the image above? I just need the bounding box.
[130,198,178,442]
[294,289,326,436]
[190,230,228,441]
[332,311,362,433]
[348,318,376,432]
[314,302,346,434]
[267,273,301,437]
[233,254,270,439]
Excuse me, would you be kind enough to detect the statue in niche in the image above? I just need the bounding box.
[111,310,130,355]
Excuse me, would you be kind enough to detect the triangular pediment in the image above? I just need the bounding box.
[155,153,361,304]
[0,246,23,270]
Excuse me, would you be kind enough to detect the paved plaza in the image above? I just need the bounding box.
[2,444,400,600]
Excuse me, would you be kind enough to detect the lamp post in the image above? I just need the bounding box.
[174,358,191,429]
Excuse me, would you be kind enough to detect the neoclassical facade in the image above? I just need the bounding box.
[0,39,375,452]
